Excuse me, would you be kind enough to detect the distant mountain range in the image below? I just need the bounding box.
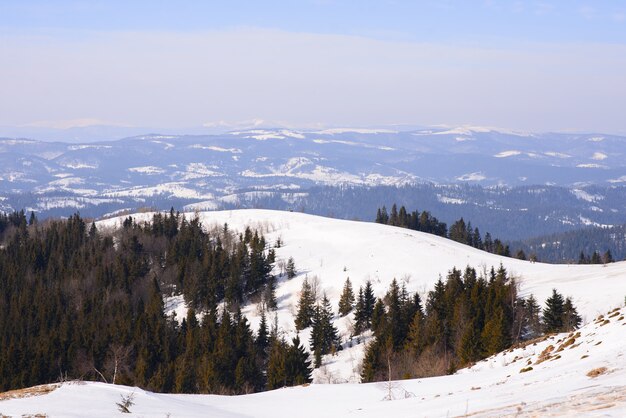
[1,126,626,240]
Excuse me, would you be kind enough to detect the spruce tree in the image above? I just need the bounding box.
[285,336,312,385]
[295,278,315,330]
[266,338,287,390]
[309,293,339,358]
[256,311,269,358]
[338,277,355,316]
[286,257,297,279]
[523,294,542,339]
[542,289,565,333]
[562,297,582,331]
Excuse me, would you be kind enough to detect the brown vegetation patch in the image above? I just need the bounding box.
[519,366,533,373]
[587,367,608,378]
[600,319,610,326]
[0,383,59,401]
[535,344,555,364]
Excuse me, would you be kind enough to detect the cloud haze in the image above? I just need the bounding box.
[1,28,625,133]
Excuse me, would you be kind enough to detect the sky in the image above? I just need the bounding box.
[1,0,626,135]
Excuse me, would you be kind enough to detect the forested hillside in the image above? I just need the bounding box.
[0,210,311,394]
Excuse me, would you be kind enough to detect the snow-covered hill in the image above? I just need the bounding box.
[96,209,626,384]
[2,127,626,220]
[2,306,624,417]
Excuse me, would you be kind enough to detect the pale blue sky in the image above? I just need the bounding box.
[1,1,625,133]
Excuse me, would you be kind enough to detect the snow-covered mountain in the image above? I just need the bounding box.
[3,209,626,417]
[2,127,626,220]
[97,209,626,384]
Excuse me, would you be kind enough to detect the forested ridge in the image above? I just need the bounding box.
[0,209,584,395]
[354,267,581,382]
[0,210,311,393]
[376,204,515,257]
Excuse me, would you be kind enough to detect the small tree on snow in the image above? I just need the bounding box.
[338,277,355,316]
[116,391,135,413]
[286,257,297,279]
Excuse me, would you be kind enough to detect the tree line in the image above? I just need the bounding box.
[328,266,581,382]
[376,204,515,257]
[0,210,311,393]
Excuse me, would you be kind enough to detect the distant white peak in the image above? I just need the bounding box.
[68,145,112,151]
[419,125,534,137]
[494,150,522,158]
[151,140,175,149]
[136,134,179,140]
[312,138,396,151]
[588,136,604,142]
[128,166,165,175]
[230,130,287,140]
[592,152,608,161]
[456,172,486,181]
[608,175,626,184]
[189,144,242,153]
[571,189,604,202]
[437,194,466,204]
[314,128,398,135]
[60,161,98,169]
[0,138,37,145]
[279,130,305,139]
[545,151,571,158]
[577,163,607,169]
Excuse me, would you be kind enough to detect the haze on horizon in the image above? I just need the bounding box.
[1,0,626,139]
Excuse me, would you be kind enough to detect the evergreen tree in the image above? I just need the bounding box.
[285,336,312,385]
[404,310,425,356]
[266,338,287,390]
[562,297,582,331]
[338,277,355,316]
[286,257,297,279]
[591,251,602,264]
[523,294,542,339]
[256,311,270,357]
[542,289,565,333]
[295,278,315,330]
[263,276,278,311]
[309,293,340,358]
[354,280,376,333]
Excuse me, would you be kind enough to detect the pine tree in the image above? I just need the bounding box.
[266,338,287,390]
[458,317,483,364]
[309,293,339,358]
[355,280,376,331]
[542,289,565,333]
[295,278,315,330]
[263,276,277,311]
[481,307,506,356]
[338,277,355,316]
[523,294,542,339]
[562,297,582,331]
[256,311,269,357]
[404,310,424,356]
[591,251,602,264]
[286,257,297,279]
[285,336,312,385]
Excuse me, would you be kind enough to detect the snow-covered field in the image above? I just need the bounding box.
[2,306,624,417]
[2,209,625,417]
[98,210,626,382]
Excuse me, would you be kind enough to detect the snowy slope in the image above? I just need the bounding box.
[2,307,625,417]
[96,209,626,384]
